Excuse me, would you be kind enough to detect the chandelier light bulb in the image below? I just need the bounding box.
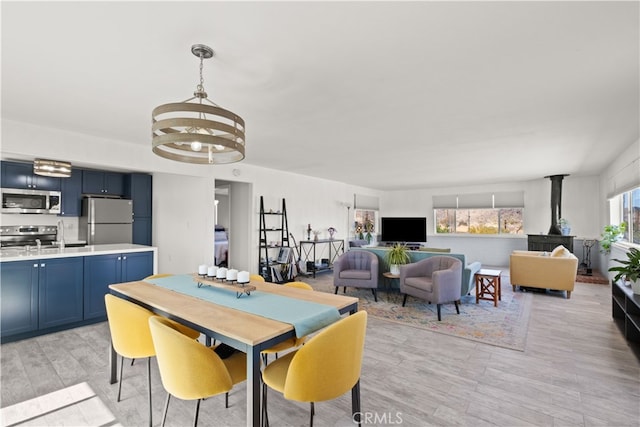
[191,141,203,152]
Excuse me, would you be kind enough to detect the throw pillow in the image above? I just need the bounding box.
[550,245,570,257]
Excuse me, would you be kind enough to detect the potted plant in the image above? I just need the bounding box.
[609,247,640,294]
[385,243,410,275]
[600,222,627,254]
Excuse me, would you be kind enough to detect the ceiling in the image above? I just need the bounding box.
[2,1,638,191]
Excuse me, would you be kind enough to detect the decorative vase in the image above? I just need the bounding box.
[632,279,640,295]
[561,227,571,236]
[390,264,400,276]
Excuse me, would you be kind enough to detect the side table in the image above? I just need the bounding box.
[382,272,399,291]
[475,269,502,307]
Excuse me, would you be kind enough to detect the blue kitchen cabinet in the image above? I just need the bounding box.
[82,170,124,196]
[132,217,152,246]
[124,173,153,245]
[1,161,61,191]
[83,251,153,320]
[38,257,84,329]
[60,168,83,216]
[0,260,39,337]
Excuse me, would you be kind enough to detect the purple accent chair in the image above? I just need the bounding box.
[399,256,462,320]
[333,250,379,302]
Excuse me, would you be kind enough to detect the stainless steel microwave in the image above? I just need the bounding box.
[1,188,61,214]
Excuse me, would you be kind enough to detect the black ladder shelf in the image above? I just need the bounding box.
[258,196,292,283]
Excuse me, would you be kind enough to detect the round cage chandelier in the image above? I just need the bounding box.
[152,44,245,164]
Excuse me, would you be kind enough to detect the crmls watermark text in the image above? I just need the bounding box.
[353,411,403,424]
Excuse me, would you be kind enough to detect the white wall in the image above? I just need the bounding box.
[2,118,632,274]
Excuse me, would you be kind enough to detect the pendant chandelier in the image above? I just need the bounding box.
[152,44,245,164]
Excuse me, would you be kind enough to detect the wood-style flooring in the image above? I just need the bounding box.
[1,270,639,426]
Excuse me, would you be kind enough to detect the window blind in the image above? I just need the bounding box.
[433,191,524,209]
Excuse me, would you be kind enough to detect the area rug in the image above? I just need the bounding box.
[304,273,532,352]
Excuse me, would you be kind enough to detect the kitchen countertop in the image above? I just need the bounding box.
[0,244,157,262]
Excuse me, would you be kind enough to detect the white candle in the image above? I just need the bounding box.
[216,267,228,279]
[237,271,250,283]
[207,266,217,277]
[198,264,207,275]
[227,269,238,281]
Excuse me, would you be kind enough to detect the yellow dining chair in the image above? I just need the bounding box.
[250,274,266,282]
[149,316,247,427]
[261,281,313,364]
[104,294,200,427]
[261,310,368,427]
[144,273,174,280]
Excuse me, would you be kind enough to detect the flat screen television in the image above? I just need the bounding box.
[381,217,427,243]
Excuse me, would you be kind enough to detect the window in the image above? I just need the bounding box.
[433,191,524,235]
[616,187,640,245]
[435,208,523,235]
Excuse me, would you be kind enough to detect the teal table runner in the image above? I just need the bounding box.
[147,275,340,338]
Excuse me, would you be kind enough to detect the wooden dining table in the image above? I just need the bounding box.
[108,278,359,427]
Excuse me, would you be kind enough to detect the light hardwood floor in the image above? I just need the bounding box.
[1,270,639,427]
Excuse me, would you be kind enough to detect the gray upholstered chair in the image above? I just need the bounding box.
[399,256,463,321]
[333,250,379,301]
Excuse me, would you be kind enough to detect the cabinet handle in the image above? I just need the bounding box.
[123,256,127,260]
[40,263,45,268]
[118,256,121,260]
[33,263,38,268]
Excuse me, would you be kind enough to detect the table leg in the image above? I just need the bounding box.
[247,345,261,426]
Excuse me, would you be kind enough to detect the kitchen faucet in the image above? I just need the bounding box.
[57,219,66,249]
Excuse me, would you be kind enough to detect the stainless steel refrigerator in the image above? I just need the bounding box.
[79,198,133,244]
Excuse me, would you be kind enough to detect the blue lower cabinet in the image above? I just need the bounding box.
[83,251,153,320]
[38,257,84,329]
[1,260,39,336]
[84,254,121,320]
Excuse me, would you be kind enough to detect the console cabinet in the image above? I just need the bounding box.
[612,280,640,356]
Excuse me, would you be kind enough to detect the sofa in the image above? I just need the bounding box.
[509,245,578,299]
[359,247,481,300]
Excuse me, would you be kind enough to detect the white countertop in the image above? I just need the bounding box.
[0,244,157,262]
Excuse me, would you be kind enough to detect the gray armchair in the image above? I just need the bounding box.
[333,250,379,301]
[399,256,463,321]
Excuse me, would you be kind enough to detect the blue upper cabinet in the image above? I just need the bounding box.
[1,161,61,191]
[124,173,153,245]
[82,170,124,196]
[60,168,82,216]
[124,173,152,217]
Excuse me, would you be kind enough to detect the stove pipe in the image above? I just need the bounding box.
[546,174,569,235]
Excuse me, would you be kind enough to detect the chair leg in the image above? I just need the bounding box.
[161,393,171,427]
[371,289,377,302]
[310,402,315,427]
[147,357,152,427]
[437,304,442,321]
[262,381,270,427]
[131,358,135,366]
[454,300,460,314]
[402,294,408,307]
[343,286,347,294]
[225,392,229,408]
[117,355,124,402]
[334,287,338,295]
[193,398,201,427]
